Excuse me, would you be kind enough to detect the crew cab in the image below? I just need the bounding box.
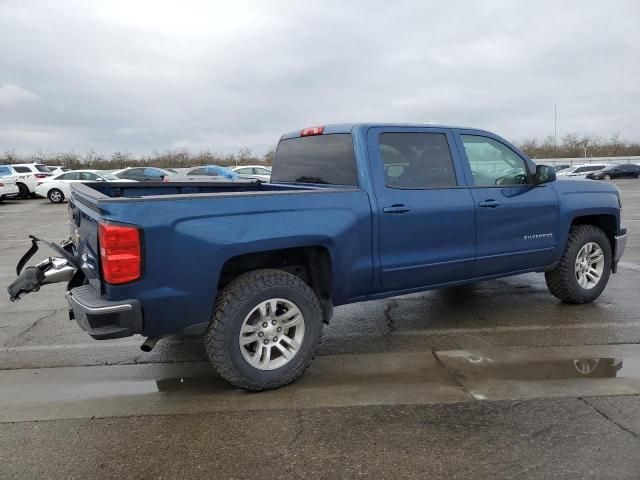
[7,124,627,391]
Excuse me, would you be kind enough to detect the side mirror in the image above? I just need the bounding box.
[534,165,556,184]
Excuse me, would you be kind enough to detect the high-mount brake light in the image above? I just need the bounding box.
[98,222,142,284]
[300,126,324,137]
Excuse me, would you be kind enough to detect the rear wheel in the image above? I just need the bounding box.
[603,174,611,180]
[47,188,65,203]
[16,183,29,200]
[545,225,611,303]
[204,269,324,391]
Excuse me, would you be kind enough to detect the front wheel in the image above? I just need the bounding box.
[603,174,611,180]
[205,269,324,391]
[545,225,612,303]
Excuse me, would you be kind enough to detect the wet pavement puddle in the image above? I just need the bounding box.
[436,345,640,400]
[0,353,469,422]
[2,346,640,422]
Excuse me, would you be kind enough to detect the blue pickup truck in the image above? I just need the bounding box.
[8,123,627,390]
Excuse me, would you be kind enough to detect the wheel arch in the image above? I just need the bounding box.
[570,214,617,253]
[219,246,334,323]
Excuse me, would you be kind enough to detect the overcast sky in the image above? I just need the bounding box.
[0,0,638,155]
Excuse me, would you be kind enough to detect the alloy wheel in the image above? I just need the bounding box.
[575,242,604,289]
[238,298,305,370]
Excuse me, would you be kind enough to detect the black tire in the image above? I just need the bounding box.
[603,174,611,180]
[204,268,324,391]
[16,183,29,200]
[47,188,65,203]
[545,225,612,304]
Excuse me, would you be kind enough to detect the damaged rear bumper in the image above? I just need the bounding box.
[7,236,143,340]
[66,285,143,340]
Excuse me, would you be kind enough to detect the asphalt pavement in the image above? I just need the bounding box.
[1,179,640,479]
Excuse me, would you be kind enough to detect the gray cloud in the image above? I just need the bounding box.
[0,0,638,155]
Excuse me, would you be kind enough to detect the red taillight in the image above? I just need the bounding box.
[98,222,142,284]
[300,126,324,136]
[35,173,49,179]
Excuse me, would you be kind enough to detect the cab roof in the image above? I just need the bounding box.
[280,123,489,140]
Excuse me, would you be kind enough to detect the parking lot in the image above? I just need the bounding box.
[2,180,640,478]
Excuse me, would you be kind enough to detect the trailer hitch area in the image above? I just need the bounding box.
[7,257,76,302]
[7,236,79,302]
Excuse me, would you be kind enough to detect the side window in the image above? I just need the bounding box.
[0,166,11,177]
[144,168,165,179]
[461,135,529,186]
[80,172,99,181]
[236,168,251,174]
[129,169,146,179]
[255,168,271,175]
[378,132,457,188]
[60,172,80,180]
[13,166,31,173]
[188,168,205,175]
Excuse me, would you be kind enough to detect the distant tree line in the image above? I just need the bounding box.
[518,133,640,159]
[0,147,276,169]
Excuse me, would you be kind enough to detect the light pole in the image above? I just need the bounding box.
[554,103,558,159]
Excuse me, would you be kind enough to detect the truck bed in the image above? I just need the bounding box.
[68,180,373,338]
[76,181,331,201]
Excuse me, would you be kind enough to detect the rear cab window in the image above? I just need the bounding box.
[271,134,358,186]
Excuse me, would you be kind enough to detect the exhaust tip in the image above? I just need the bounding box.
[140,337,159,352]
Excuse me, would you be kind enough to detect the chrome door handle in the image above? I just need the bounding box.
[478,199,500,208]
[383,205,411,214]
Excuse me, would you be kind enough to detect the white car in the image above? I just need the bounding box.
[0,163,53,199]
[556,164,613,178]
[0,166,19,201]
[35,170,135,203]
[230,165,272,182]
